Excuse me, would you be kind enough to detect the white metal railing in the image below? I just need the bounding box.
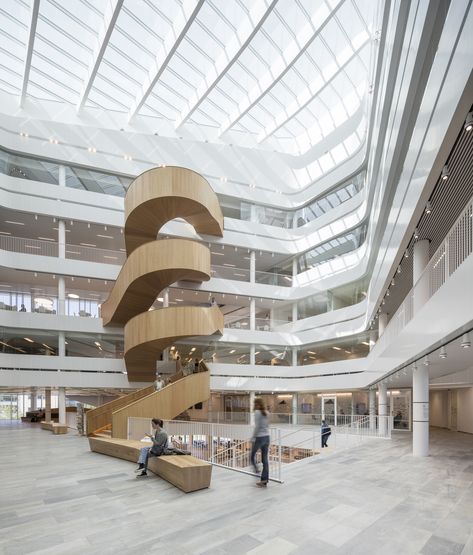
[191,412,370,427]
[375,196,473,354]
[211,265,292,286]
[127,417,283,482]
[224,317,289,331]
[0,235,125,265]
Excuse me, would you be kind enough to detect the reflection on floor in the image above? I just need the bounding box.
[0,423,472,554]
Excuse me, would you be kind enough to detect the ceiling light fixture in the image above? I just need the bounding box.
[67,293,79,299]
[441,165,450,180]
[464,112,473,132]
[425,201,432,214]
[88,147,97,153]
[461,333,471,348]
[414,228,420,240]
[24,337,34,343]
[397,266,402,274]
[439,346,447,359]
[404,249,409,258]
[423,356,430,366]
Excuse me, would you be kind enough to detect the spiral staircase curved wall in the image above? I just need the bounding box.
[87,167,224,437]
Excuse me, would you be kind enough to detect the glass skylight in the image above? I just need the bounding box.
[0,0,380,157]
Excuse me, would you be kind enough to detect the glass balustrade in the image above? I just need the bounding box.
[1,144,364,230]
[0,327,123,358]
[0,291,102,317]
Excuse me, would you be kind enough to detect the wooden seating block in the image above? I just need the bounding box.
[148,454,211,493]
[41,421,68,434]
[88,437,212,492]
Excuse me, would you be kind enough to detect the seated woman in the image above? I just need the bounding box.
[136,418,168,477]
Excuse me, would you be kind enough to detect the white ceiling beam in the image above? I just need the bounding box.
[175,0,279,130]
[256,40,369,143]
[127,0,205,122]
[77,0,124,112]
[20,0,40,108]
[218,0,345,137]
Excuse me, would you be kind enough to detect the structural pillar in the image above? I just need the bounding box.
[30,388,37,411]
[250,344,255,365]
[162,289,169,362]
[292,302,298,323]
[45,387,51,422]
[378,312,388,336]
[250,251,256,284]
[413,365,429,457]
[249,392,255,425]
[292,393,298,425]
[58,387,66,424]
[369,388,376,431]
[250,298,255,331]
[413,239,430,314]
[378,382,387,436]
[58,276,66,316]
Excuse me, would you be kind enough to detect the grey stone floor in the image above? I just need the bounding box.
[1,422,473,555]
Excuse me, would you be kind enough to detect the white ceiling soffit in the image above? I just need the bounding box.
[0,0,380,155]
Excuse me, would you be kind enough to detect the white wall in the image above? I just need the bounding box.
[457,387,473,434]
[429,390,448,428]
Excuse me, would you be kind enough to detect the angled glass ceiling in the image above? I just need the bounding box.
[0,0,380,155]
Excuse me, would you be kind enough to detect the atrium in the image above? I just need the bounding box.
[1,1,473,553]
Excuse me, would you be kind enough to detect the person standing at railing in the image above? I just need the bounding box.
[251,398,270,487]
[19,303,26,312]
[321,420,331,448]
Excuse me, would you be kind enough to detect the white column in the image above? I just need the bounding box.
[249,392,255,425]
[30,388,37,411]
[59,164,66,187]
[58,387,66,424]
[413,239,430,314]
[45,387,51,422]
[378,382,387,436]
[292,258,298,279]
[413,365,429,457]
[292,393,298,425]
[58,332,65,357]
[291,347,297,366]
[250,344,255,365]
[378,312,388,336]
[250,251,256,284]
[162,289,170,362]
[250,298,255,331]
[58,220,66,258]
[292,302,298,323]
[58,276,65,315]
[369,389,376,431]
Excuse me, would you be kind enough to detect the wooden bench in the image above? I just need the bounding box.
[41,421,68,434]
[88,436,212,493]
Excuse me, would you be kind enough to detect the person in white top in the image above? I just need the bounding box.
[154,374,165,391]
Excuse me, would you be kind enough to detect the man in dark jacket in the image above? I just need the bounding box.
[321,420,331,448]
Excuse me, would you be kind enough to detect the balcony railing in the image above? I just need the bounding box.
[0,235,125,265]
[375,195,473,354]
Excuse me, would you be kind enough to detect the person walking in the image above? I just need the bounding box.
[321,419,331,448]
[136,418,168,477]
[251,398,270,487]
[154,374,164,391]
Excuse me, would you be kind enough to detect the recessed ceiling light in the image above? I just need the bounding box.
[24,337,34,343]
[465,112,473,132]
[80,243,96,247]
[37,237,55,241]
[5,221,25,225]
[0,231,12,235]
[229,349,236,354]
[88,147,97,153]
[441,165,450,180]
[97,234,113,239]
[94,341,101,347]
[211,251,225,256]
[332,346,342,351]
[67,293,79,299]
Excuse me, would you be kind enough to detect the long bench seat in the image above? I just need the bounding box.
[41,421,68,434]
[88,436,212,493]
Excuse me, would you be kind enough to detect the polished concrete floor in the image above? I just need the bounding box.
[1,422,473,554]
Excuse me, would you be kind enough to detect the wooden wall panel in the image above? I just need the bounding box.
[125,166,224,255]
[101,239,211,326]
[124,306,223,381]
[112,370,211,439]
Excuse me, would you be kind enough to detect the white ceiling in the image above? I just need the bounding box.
[0,0,380,155]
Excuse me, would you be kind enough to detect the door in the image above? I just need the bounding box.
[322,397,337,426]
